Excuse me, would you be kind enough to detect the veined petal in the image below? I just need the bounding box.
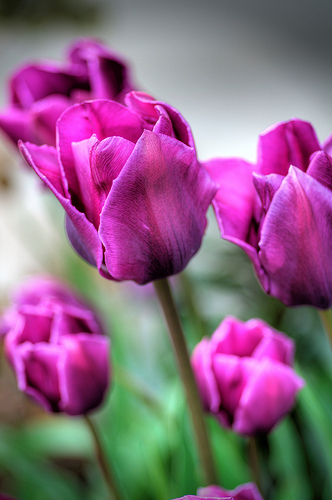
[252,172,284,212]
[306,151,332,191]
[19,141,104,270]
[99,131,216,283]
[259,166,332,307]
[257,119,320,176]
[57,99,144,198]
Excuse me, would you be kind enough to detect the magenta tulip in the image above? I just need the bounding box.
[1,276,110,415]
[173,482,263,500]
[0,38,134,147]
[204,119,332,308]
[191,316,304,436]
[198,482,264,500]
[19,92,216,284]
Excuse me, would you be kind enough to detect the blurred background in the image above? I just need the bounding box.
[1,1,332,499]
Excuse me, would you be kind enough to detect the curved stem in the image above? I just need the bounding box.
[153,278,218,485]
[84,415,123,500]
[318,309,332,347]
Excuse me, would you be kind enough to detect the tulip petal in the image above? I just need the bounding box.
[99,131,216,283]
[234,360,304,435]
[10,64,85,107]
[212,316,264,358]
[59,334,110,415]
[57,99,144,198]
[257,119,320,176]
[191,339,221,413]
[19,141,104,270]
[198,482,263,500]
[125,92,195,148]
[306,151,332,191]
[252,333,294,366]
[252,173,284,212]
[20,343,62,412]
[259,166,332,307]
[212,354,253,419]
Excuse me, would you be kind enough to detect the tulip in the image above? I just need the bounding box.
[1,276,110,415]
[198,482,264,500]
[19,92,216,284]
[0,38,134,147]
[204,119,332,308]
[173,482,263,500]
[191,316,304,436]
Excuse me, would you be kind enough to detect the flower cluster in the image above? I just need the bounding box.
[204,119,332,308]
[0,36,325,500]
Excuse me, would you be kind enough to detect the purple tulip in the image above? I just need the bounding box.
[1,276,110,415]
[172,482,263,500]
[198,482,264,500]
[191,316,304,436]
[19,92,216,284]
[204,118,332,308]
[0,38,134,147]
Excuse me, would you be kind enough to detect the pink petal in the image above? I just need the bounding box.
[257,119,320,176]
[212,316,264,358]
[306,151,332,191]
[99,131,216,283]
[57,99,144,198]
[233,360,304,435]
[191,338,221,413]
[259,166,332,307]
[198,482,263,500]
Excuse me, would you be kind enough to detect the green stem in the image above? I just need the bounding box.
[84,415,123,500]
[318,309,332,347]
[153,278,218,485]
[248,437,262,493]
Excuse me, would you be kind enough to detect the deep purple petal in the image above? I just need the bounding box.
[259,166,332,307]
[20,343,62,412]
[58,334,110,415]
[19,141,104,270]
[10,63,86,107]
[257,119,320,176]
[99,131,216,283]
[306,151,332,191]
[233,360,305,435]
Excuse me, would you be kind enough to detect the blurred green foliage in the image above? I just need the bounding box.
[1,200,332,500]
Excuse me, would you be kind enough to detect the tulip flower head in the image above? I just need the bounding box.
[173,482,263,500]
[204,119,332,308]
[192,316,304,436]
[198,482,264,500]
[1,276,110,416]
[19,92,216,284]
[0,38,134,147]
